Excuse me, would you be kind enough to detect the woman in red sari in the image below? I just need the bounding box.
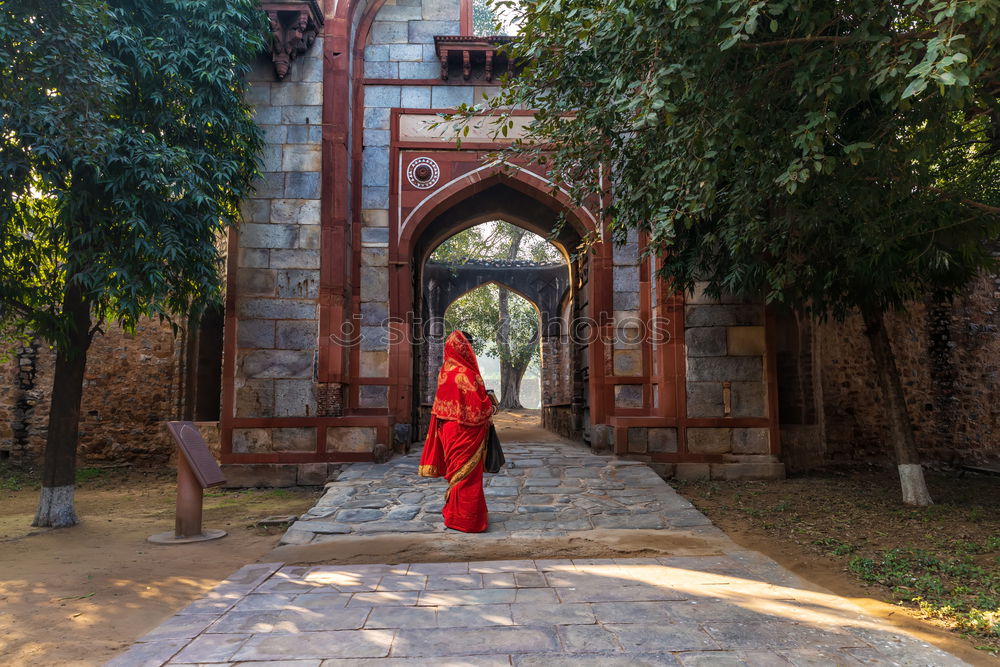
[419,331,494,532]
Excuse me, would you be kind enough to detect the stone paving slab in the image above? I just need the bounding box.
[109,556,968,665]
[281,443,702,545]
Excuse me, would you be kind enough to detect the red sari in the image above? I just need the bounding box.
[419,331,493,533]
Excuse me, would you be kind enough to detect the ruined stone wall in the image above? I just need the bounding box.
[814,273,1000,466]
[0,319,183,464]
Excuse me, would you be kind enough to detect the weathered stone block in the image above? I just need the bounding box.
[271,82,322,106]
[361,227,390,246]
[232,428,272,453]
[371,20,408,43]
[627,427,648,454]
[269,249,320,269]
[275,379,317,417]
[360,385,389,408]
[241,198,271,224]
[613,266,639,292]
[360,267,389,302]
[272,427,316,451]
[362,186,389,209]
[360,350,390,377]
[298,463,334,486]
[252,172,284,198]
[284,172,320,199]
[731,381,767,418]
[360,249,388,269]
[364,106,391,129]
[364,45,389,62]
[686,428,732,454]
[297,225,321,250]
[365,85,402,107]
[674,463,711,481]
[281,105,322,124]
[276,269,319,300]
[364,61,398,79]
[238,298,317,320]
[239,247,269,269]
[430,85,474,107]
[685,327,727,357]
[362,147,390,186]
[648,428,678,453]
[388,44,423,61]
[236,380,274,418]
[728,326,766,356]
[241,223,296,249]
[282,145,322,172]
[409,20,460,43]
[590,424,613,452]
[260,144,282,171]
[685,305,763,327]
[686,356,763,382]
[237,320,275,349]
[285,125,323,144]
[253,105,281,125]
[221,463,298,488]
[732,428,770,454]
[240,349,313,378]
[236,268,276,296]
[400,61,440,79]
[361,209,389,228]
[326,426,377,452]
[421,0,460,20]
[400,86,431,108]
[245,82,270,105]
[614,385,643,408]
[360,302,389,326]
[613,291,639,311]
[275,320,317,350]
[364,129,390,147]
[360,326,389,351]
[292,47,323,82]
[613,349,642,376]
[686,382,724,418]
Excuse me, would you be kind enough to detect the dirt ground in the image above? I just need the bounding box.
[0,468,320,666]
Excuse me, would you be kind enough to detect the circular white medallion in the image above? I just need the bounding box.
[407,157,440,189]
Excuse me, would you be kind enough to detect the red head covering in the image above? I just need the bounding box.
[431,331,493,426]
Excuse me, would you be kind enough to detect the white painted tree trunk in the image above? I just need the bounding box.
[898,464,933,507]
[33,485,78,528]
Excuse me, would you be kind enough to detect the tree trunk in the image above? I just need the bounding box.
[33,283,92,528]
[496,228,527,409]
[498,355,529,410]
[861,308,933,506]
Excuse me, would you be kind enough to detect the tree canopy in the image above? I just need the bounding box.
[0,0,265,526]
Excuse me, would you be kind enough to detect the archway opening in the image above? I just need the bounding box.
[416,218,581,440]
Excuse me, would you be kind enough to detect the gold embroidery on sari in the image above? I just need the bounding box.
[444,433,487,502]
[419,464,438,477]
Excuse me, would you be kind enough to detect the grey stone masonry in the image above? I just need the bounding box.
[234,44,324,421]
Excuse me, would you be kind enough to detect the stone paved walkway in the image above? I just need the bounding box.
[108,441,969,665]
[280,442,709,545]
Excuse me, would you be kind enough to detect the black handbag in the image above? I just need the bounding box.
[484,424,505,473]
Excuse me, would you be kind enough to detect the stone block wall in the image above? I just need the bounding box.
[611,230,644,409]
[683,282,773,464]
[231,45,324,456]
[1,319,183,464]
[810,272,1000,466]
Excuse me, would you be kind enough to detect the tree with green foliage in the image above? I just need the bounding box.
[0,0,264,526]
[485,0,1000,504]
[433,221,561,408]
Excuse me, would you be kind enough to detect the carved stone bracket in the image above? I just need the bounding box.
[264,0,324,81]
[435,36,514,83]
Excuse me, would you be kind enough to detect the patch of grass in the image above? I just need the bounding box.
[0,463,37,491]
[74,468,104,483]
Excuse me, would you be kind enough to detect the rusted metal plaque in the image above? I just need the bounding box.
[166,421,226,488]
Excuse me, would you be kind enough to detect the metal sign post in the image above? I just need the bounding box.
[148,421,228,544]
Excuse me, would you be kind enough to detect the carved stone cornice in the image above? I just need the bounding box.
[264,0,324,80]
